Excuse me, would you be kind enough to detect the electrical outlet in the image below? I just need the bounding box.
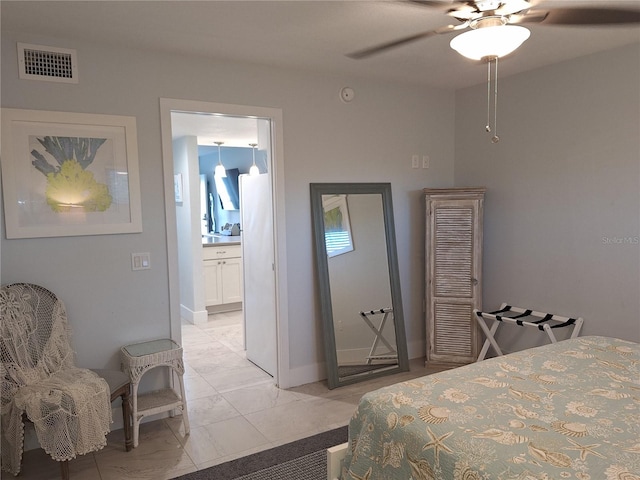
[412,155,419,169]
[422,155,430,169]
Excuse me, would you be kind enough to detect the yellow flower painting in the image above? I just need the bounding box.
[31,135,112,212]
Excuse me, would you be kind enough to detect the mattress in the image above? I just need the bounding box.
[341,336,640,480]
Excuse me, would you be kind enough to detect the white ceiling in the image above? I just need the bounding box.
[3,0,638,144]
[171,112,261,147]
[3,1,639,90]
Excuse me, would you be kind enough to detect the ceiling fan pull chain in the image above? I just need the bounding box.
[492,56,500,143]
[486,59,492,133]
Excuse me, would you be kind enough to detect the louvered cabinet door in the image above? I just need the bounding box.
[424,188,485,365]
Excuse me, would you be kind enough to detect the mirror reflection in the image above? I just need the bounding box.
[311,183,408,389]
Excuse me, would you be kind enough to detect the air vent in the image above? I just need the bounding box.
[17,43,78,83]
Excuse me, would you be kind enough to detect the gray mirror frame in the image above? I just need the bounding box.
[310,182,409,389]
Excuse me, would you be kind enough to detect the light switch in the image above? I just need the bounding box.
[132,252,151,271]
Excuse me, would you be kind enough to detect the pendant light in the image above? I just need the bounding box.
[214,141,226,177]
[450,17,530,142]
[249,143,259,176]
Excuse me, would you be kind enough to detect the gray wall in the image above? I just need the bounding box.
[454,43,640,350]
[1,30,454,387]
[3,27,635,386]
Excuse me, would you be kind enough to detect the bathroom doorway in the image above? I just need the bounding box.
[160,98,290,388]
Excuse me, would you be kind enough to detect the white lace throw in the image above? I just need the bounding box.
[1,283,112,476]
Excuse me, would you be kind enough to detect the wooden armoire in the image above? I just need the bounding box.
[424,187,486,365]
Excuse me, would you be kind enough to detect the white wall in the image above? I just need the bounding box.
[1,30,455,387]
[174,135,206,324]
[454,43,640,351]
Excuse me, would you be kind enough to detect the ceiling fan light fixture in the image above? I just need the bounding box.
[450,24,530,60]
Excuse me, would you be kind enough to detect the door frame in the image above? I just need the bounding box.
[159,98,290,388]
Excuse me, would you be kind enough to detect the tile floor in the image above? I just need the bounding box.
[15,311,446,480]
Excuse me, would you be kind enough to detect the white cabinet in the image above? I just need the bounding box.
[203,244,243,308]
[424,187,486,365]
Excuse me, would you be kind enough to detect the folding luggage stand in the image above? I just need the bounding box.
[359,308,397,364]
[473,303,584,361]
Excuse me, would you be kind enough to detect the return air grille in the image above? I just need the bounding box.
[18,43,78,83]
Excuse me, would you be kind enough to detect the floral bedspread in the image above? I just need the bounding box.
[341,336,640,480]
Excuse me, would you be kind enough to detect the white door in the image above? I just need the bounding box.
[240,173,277,376]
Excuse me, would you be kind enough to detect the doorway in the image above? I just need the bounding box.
[160,98,290,388]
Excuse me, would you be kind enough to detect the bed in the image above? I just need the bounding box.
[330,336,640,480]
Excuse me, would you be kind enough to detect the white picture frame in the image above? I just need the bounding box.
[1,108,142,238]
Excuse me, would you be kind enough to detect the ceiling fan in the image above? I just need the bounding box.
[348,0,640,143]
[347,0,640,60]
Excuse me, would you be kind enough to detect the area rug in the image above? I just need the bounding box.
[171,425,348,480]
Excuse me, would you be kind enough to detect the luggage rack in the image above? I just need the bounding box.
[474,303,584,361]
[359,308,397,364]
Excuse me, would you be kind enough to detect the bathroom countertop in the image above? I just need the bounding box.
[202,235,241,246]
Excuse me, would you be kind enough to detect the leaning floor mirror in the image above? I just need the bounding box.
[310,183,409,389]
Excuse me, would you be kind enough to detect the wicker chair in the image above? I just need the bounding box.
[0,283,114,479]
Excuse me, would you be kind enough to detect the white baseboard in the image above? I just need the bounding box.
[180,304,208,325]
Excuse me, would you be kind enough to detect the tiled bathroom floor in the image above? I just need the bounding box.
[15,311,444,479]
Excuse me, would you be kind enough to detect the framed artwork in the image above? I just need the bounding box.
[1,108,142,238]
[322,194,354,258]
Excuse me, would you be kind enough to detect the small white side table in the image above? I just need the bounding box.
[120,338,190,447]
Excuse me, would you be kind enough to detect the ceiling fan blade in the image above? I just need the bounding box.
[521,7,640,26]
[347,24,465,59]
[409,0,477,20]
[509,11,548,24]
[409,0,467,9]
[347,31,438,59]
